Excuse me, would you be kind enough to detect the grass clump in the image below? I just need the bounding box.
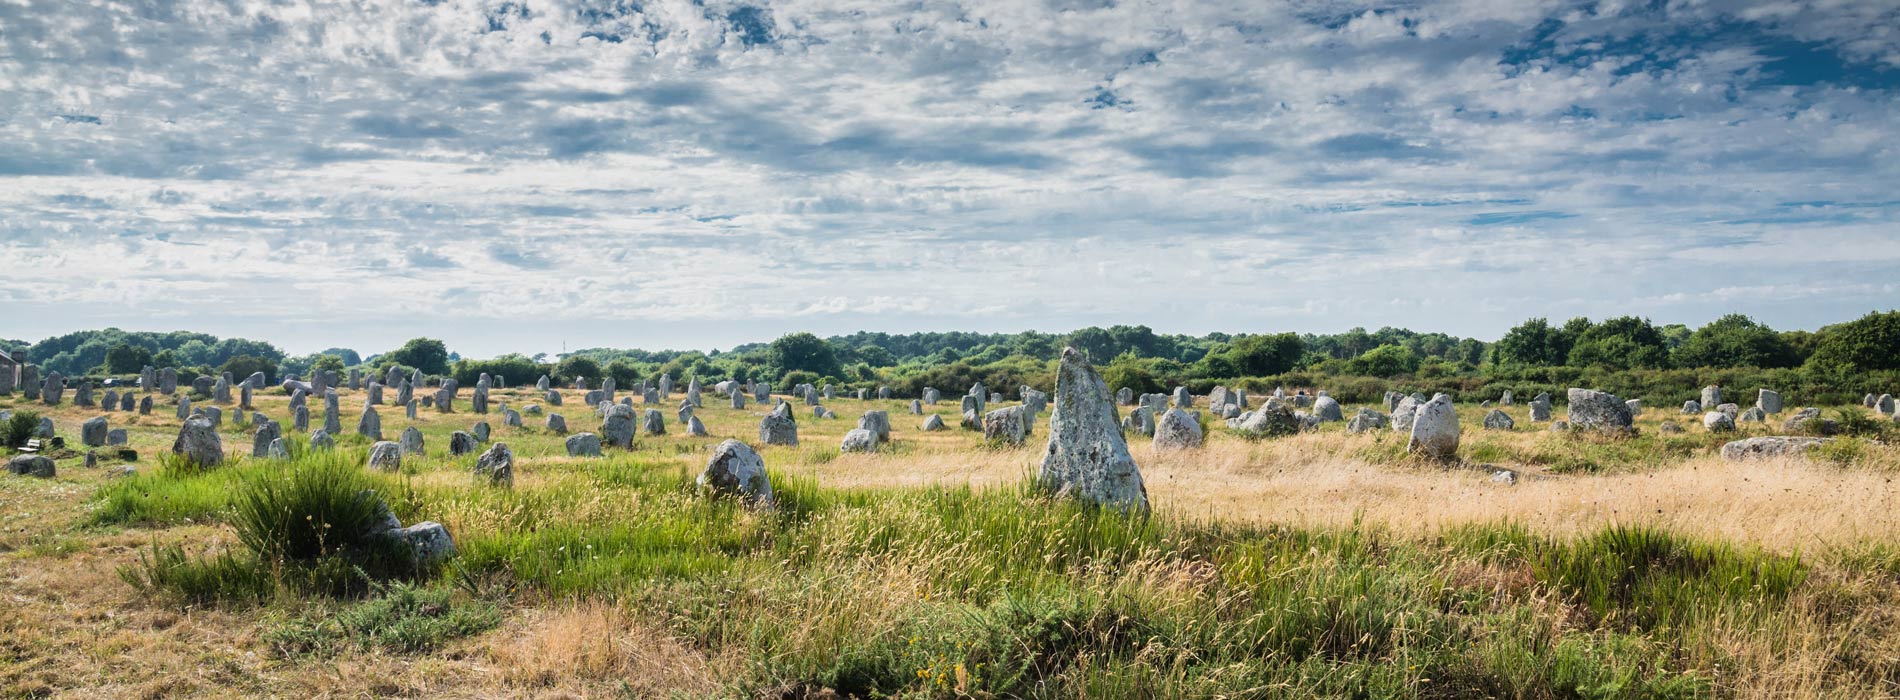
[0,409,40,448]
[265,583,500,657]
[120,450,432,604]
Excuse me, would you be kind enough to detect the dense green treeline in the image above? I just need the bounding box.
[14,311,1897,405]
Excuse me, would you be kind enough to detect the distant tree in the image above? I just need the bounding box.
[555,355,604,385]
[1806,311,1900,371]
[1211,333,1304,376]
[769,333,842,379]
[1673,314,1798,368]
[104,343,153,374]
[1100,352,1166,395]
[384,338,451,375]
[855,344,896,368]
[319,347,363,366]
[152,349,178,368]
[311,354,347,376]
[1349,345,1419,377]
[1493,318,1568,366]
[1566,316,1670,370]
[219,354,278,384]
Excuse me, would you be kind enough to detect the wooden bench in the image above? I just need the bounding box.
[19,438,42,454]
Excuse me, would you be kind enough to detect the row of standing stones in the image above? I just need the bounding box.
[11,365,1890,557]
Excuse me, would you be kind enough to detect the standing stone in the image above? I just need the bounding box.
[909,399,923,415]
[924,387,941,405]
[686,416,709,437]
[601,404,636,447]
[120,391,135,412]
[212,376,231,404]
[435,387,454,413]
[1703,411,1736,432]
[368,441,403,471]
[177,396,193,420]
[696,439,772,504]
[1877,394,1895,415]
[1757,389,1782,414]
[406,400,418,419]
[472,386,489,414]
[546,389,563,406]
[75,382,94,407]
[252,421,283,457]
[921,414,947,431]
[139,365,156,392]
[1500,390,1514,406]
[199,405,224,426]
[449,431,479,455]
[42,371,64,406]
[400,426,424,455]
[1739,407,1766,423]
[474,443,514,486]
[565,432,602,456]
[1116,387,1134,406]
[348,368,361,390]
[158,367,176,395]
[138,395,153,415]
[759,412,799,446]
[545,413,568,433]
[1700,386,1722,409]
[1391,396,1422,432]
[1312,396,1343,422]
[1682,400,1702,415]
[471,421,491,443]
[642,409,667,435]
[659,375,672,396]
[396,380,414,406]
[983,405,1029,446]
[840,428,879,453]
[1567,389,1635,434]
[857,410,892,442]
[1483,409,1515,430]
[1346,408,1389,434]
[7,455,56,478]
[677,401,694,426]
[731,391,747,410]
[102,390,119,411]
[240,385,253,411]
[1038,348,1147,513]
[81,417,109,447]
[367,382,384,405]
[172,417,223,467]
[1237,400,1298,437]
[536,375,551,391]
[503,407,522,427]
[35,417,54,438]
[1152,408,1203,450]
[324,391,343,434]
[1407,394,1460,461]
[357,405,382,441]
[755,383,770,403]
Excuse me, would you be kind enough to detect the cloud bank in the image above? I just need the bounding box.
[3,0,1896,356]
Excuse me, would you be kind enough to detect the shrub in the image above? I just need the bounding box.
[1,409,40,448]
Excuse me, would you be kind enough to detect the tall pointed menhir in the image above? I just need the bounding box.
[1038,347,1149,514]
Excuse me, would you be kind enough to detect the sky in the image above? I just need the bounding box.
[3,0,1898,359]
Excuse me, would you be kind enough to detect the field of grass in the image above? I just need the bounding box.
[3,383,1899,698]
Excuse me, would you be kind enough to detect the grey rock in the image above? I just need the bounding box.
[1346,408,1388,434]
[1391,396,1422,432]
[172,417,223,467]
[252,421,283,457]
[1312,396,1343,422]
[1682,400,1702,415]
[857,410,892,442]
[357,405,382,441]
[760,414,799,446]
[1721,436,1834,462]
[1036,348,1147,514]
[471,421,491,443]
[6,454,56,478]
[401,426,425,455]
[983,405,1028,446]
[474,443,514,486]
[1566,389,1634,434]
[1237,399,1299,437]
[698,439,772,504]
[1483,409,1514,430]
[601,404,636,447]
[449,431,479,456]
[1700,386,1722,409]
[642,409,666,435]
[81,416,108,447]
[1172,386,1192,408]
[686,415,709,436]
[368,441,403,471]
[565,432,603,456]
[545,413,568,433]
[840,428,880,453]
[309,430,334,450]
[107,428,128,446]
[391,522,457,567]
[1703,411,1736,432]
[1151,408,1203,450]
[1757,389,1782,414]
[1407,394,1460,461]
[921,414,947,431]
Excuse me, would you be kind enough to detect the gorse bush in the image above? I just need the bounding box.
[0,409,40,448]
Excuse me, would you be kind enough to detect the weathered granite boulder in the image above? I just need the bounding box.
[1237,399,1299,437]
[1312,396,1343,422]
[857,410,892,442]
[172,417,222,467]
[642,409,666,435]
[108,428,128,446]
[686,416,709,436]
[6,454,56,478]
[1703,411,1735,432]
[698,439,772,504]
[356,405,383,441]
[1529,398,1552,422]
[1681,400,1701,415]
[1782,408,1838,436]
[1036,348,1147,513]
[1391,396,1422,432]
[921,414,947,431]
[1151,408,1203,450]
[474,443,514,486]
[983,405,1029,446]
[309,430,334,451]
[471,421,491,443]
[760,414,799,446]
[81,417,108,447]
[1407,394,1460,461]
[601,404,636,447]
[545,413,568,433]
[449,431,479,456]
[400,426,424,455]
[1739,407,1766,423]
[252,421,282,458]
[368,441,403,472]
[1721,436,1833,461]
[1483,409,1514,430]
[565,432,603,456]
[1566,389,1634,434]
[1346,408,1388,434]
[1757,389,1782,414]
[840,428,880,453]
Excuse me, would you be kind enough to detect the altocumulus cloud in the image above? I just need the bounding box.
[1,0,1897,356]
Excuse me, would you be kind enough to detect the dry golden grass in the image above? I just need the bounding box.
[484,600,720,697]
